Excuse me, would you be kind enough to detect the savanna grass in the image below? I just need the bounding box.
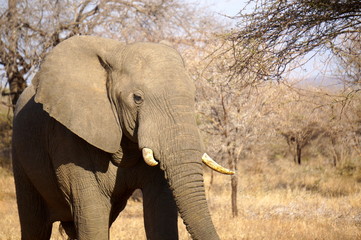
[1,156,360,239]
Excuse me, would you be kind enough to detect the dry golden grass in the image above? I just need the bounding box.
[1,157,361,240]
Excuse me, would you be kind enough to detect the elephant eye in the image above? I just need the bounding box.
[133,93,143,104]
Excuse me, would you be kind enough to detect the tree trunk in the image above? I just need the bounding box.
[231,175,238,217]
[6,0,27,111]
[7,71,27,110]
[331,138,339,167]
[228,151,238,217]
[296,143,302,165]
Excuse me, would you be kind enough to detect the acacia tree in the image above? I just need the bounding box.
[227,0,361,81]
[274,91,327,165]
[265,82,361,167]
[0,0,217,110]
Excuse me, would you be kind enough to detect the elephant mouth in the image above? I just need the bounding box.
[141,147,235,175]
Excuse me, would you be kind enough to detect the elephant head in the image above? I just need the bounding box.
[32,36,233,239]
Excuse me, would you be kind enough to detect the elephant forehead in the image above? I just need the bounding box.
[117,43,195,94]
[122,43,183,68]
[123,55,183,73]
[132,66,195,94]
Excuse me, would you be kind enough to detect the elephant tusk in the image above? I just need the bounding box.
[142,148,158,166]
[202,153,235,175]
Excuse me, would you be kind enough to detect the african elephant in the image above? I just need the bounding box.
[12,36,234,240]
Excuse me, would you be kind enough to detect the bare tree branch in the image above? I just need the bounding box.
[226,0,361,81]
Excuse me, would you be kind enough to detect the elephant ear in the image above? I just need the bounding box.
[33,36,124,153]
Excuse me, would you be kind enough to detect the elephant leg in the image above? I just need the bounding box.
[13,162,52,240]
[142,167,178,240]
[65,170,111,240]
[71,193,110,240]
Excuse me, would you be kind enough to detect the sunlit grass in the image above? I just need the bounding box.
[1,157,361,239]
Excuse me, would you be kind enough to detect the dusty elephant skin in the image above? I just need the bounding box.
[12,36,232,240]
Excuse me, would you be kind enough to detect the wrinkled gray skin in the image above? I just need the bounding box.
[12,36,220,240]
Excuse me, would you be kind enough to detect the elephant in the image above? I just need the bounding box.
[12,36,234,240]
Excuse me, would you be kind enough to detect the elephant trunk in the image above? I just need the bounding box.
[158,127,220,240]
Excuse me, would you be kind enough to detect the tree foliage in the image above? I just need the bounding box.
[228,0,361,80]
[333,34,361,87]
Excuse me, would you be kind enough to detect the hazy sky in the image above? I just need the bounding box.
[199,0,243,16]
